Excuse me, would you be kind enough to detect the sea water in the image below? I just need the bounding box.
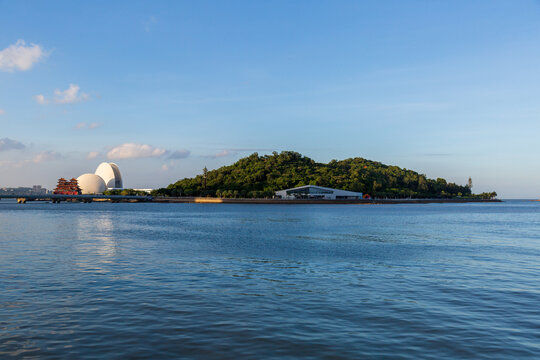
[1,201,539,358]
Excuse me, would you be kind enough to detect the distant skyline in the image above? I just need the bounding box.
[1,1,540,198]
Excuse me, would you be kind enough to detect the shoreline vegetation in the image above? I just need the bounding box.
[148,151,497,200]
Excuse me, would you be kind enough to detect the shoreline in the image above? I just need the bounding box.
[152,197,502,205]
[0,195,502,204]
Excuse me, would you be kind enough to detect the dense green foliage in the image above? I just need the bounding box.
[104,189,150,196]
[153,151,496,199]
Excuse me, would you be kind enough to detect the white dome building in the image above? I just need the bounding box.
[77,174,107,194]
[95,162,123,189]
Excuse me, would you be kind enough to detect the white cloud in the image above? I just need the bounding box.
[34,84,89,105]
[0,40,46,72]
[75,122,86,129]
[107,143,168,159]
[161,164,169,171]
[168,149,190,159]
[211,149,235,158]
[54,84,89,104]
[33,151,61,163]
[33,94,49,105]
[0,138,25,151]
[0,150,60,168]
[0,109,5,115]
[88,122,101,129]
[86,151,100,159]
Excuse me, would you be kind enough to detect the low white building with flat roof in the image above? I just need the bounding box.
[275,185,362,200]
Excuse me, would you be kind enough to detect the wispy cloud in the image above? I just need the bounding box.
[33,94,48,105]
[203,148,267,159]
[35,84,90,105]
[0,40,47,72]
[421,153,453,157]
[105,143,191,161]
[168,149,191,159]
[33,150,61,163]
[0,159,25,168]
[86,151,100,159]
[0,109,5,115]
[0,150,61,168]
[144,16,157,32]
[54,84,89,104]
[0,138,25,151]
[107,143,168,159]
[75,122,101,130]
[208,149,236,159]
[161,159,180,172]
[229,147,274,152]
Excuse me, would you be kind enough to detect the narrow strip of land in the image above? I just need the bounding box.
[153,197,501,204]
[0,194,501,204]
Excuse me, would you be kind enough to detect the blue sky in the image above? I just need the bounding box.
[1,1,540,197]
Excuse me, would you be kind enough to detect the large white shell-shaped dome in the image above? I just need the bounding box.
[95,162,123,189]
[77,173,107,194]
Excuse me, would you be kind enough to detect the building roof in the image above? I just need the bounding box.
[277,185,362,195]
[95,162,123,189]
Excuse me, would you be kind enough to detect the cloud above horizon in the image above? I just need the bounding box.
[168,149,191,159]
[34,84,90,105]
[86,151,100,159]
[33,94,48,105]
[0,150,62,169]
[105,143,191,161]
[75,122,101,130]
[210,149,235,158]
[0,40,47,72]
[0,109,5,115]
[0,138,25,151]
[33,151,61,163]
[107,143,168,159]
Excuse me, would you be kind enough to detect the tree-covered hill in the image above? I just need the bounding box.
[154,151,495,199]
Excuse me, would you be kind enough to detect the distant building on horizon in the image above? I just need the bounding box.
[32,185,48,195]
[0,186,50,195]
[275,185,362,200]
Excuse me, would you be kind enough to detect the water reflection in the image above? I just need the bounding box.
[74,212,118,271]
[1,202,540,358]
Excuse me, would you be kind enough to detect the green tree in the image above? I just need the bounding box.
[161,151,490,199]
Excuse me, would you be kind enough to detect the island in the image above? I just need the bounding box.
[152,151,497,201]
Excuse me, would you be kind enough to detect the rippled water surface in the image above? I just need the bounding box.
[1,201,539,358]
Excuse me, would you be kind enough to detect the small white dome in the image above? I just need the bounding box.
[95,162,123,189]
[77,173,107,194]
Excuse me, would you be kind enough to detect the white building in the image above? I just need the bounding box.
[76,162,124,194]
[275,185,362,200]
[95,162,123,189]
[77,174,107,194]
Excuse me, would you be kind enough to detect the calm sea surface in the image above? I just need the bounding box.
[1,200,539,359]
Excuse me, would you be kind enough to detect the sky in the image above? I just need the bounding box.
[1,0,540,198]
